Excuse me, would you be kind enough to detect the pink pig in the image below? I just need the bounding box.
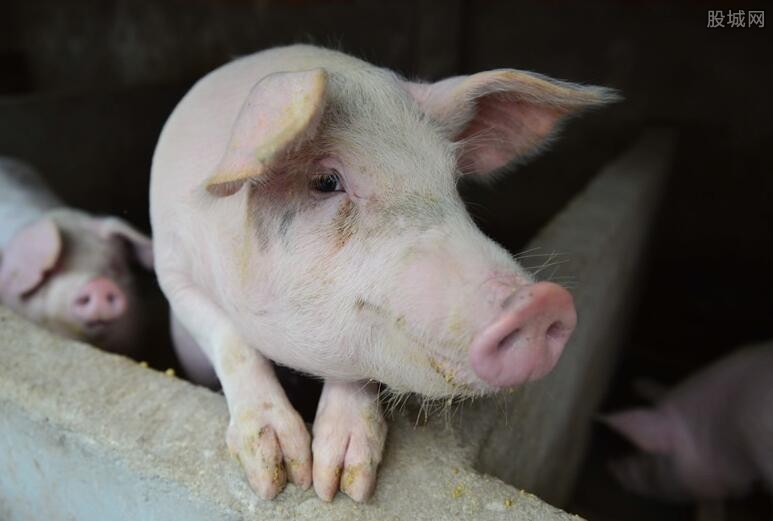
[150,45,615,501]
[603,342,773,504]
[0,157,153,354]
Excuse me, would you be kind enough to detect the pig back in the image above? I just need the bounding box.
[0,158,62,247]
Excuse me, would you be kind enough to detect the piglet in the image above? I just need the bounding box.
[0,157,153,354]
[151,44,616,502]
[603,342,773,506]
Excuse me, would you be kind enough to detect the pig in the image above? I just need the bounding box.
[0,157,154,354]
[150,44,616,502]
[603,342,773,504]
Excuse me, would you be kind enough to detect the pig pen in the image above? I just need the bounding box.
[0,130,674,520]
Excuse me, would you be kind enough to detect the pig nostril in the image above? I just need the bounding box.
[106,293,116,304]
[497,329,520,351]
[76,295,90,307]
[546,321,566,341]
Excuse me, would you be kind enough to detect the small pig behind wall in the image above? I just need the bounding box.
[0,157,153,355]
[603,342,773,506]
[151,45,617,502]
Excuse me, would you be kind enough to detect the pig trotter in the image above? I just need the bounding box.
[312,380,387,502]
[218,344,312,498]
[227,401,311,499]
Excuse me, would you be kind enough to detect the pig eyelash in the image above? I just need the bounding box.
[309,168,345,195]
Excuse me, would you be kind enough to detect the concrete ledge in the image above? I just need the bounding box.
[0,130,675,520]
[0,311,575,521]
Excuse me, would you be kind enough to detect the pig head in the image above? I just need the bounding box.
[603,343,773,503]
[151,45,617,502]
[0,209,153,354]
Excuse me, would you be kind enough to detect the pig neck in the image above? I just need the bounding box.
[0,160,63,247]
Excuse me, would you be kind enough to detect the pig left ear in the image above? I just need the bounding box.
[406,70,620,176]
[600,408,675,454]
[205,68,328,197]
[97,217,154,270]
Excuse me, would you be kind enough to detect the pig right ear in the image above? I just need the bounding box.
[0,218,62,298]
[205,69,329,197]
[97,217,154,270]
[600,408,675,454]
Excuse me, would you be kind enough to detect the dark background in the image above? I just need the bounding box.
[1,1,771,519]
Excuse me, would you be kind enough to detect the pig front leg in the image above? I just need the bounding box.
[312,380,387,502]
[223,349,312,498]
[164,281,312,498]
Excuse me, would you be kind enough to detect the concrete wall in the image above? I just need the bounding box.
[0,131,673,519]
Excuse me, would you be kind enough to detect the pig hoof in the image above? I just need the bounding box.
[227,405,312,499]
[312,394,387,502]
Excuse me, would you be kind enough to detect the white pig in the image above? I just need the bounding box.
[603,342,773,503]
[150,44,615,502]
[0,157,153,354]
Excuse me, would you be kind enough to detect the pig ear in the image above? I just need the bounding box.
[0,218,62,297]
[600,408,675,454]
[406,70,619,176]
[97,217,154,270]
[205,68,329,197]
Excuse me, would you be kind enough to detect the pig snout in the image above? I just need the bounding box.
[72,277,127,324]
[469,281,576,388]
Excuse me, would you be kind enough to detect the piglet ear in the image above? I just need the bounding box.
[205,68,329,197]
[600,408,675,454]
[406,70,619,176]
[0,218,62,298]
[98,217,154,270]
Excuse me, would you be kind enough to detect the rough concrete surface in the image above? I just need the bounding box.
[0,310,577,521]
[0,131,674,520]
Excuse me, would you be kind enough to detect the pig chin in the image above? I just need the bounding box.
[81,312,142,355]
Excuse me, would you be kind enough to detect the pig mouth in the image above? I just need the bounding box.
[83,320,111,334]
[390,321,489,396]
[426,352,489,396]
[354,297,486,395]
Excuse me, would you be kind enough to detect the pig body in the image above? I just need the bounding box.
[604,342,773,502]
[151,45,614,501]
[0,157,153,354]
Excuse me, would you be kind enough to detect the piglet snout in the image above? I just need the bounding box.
[469,281,576,388]
[72,277,127,324]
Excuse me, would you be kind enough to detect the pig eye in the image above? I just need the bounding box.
[310,170,344,194]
